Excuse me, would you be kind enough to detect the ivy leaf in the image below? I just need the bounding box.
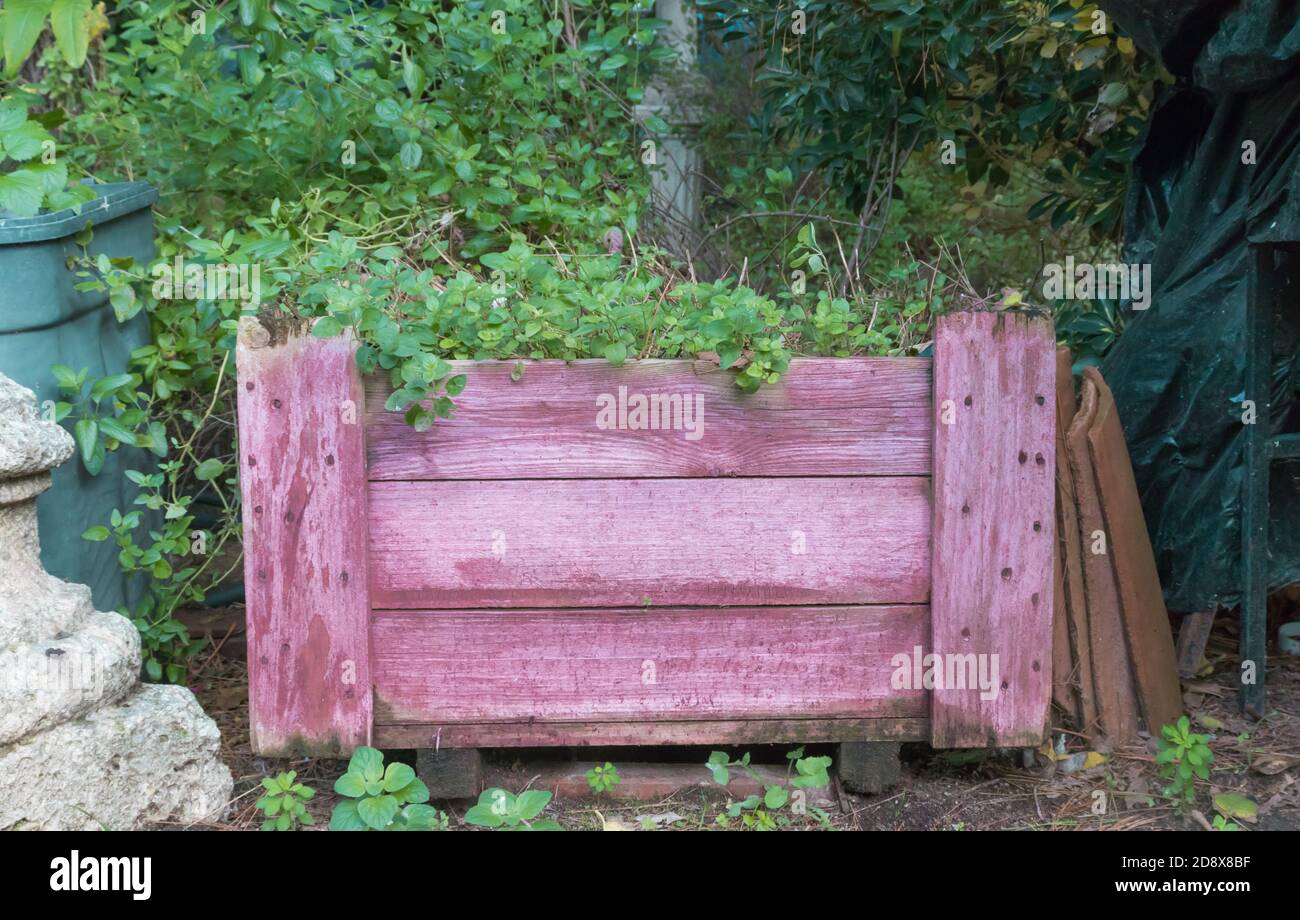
[81,525,109,541]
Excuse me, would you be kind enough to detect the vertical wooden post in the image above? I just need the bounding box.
[236,317,372,755]
[931,310,1056,748]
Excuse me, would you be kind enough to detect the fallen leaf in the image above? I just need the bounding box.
[640,811,684,827]
[1251,753,1300,776]
[596,811,633,831]
[1212,792,1258,824]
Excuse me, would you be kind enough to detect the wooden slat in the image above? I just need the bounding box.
[1068,375,1140,743]
[1054,347,1100,735]
[374,718,929,748]
[369,477,931,608]
[1085,367,1183,734]
[930,311,1056,748]
[236,318,372,756]
[371,606,929,723]
[365,358,932,479]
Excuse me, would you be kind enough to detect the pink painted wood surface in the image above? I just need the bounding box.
[930,311,1056,748]
[365,358,932,479]
[371,605,929,724]
[374,718,928,749]
[236,318,372,756]
[368,477,931,608]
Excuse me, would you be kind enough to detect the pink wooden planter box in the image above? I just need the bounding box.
[235,311,1056,756]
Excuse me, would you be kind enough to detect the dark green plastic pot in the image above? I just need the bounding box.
[0,182,158,614]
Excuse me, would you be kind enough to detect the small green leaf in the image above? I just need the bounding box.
[604,342,627,366]
[333,772,366,798]
[515,789,552,821]
[356,794,399,830]
[194,458,224,481]
[312,316,342,338]
[382,761,416,793]
[328,799,366,831]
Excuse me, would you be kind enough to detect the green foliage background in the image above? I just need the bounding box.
[0,0,1157,679]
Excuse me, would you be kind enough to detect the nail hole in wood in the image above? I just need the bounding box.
[1018,450,1028,464]
[1001,567,1013,579]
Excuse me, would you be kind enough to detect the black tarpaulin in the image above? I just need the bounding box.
[1097,0,1300,611]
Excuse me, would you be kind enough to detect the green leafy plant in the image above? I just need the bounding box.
[706,747,834,830]
[586,762,621,796]
[0,96,94,216]
[329,747,445,831]
[464,787,562,831]
[0,0,106,77]
[1156,716,1214,804]
[255,771,315,831]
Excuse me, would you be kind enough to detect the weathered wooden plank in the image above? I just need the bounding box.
[1085,367,1183,734]
[371,605,929,723]
[373,718,929,748]
[369,477,931,608]
[930,311,1056,748]
[364,357,932,479]
[236,318,372,756]
[1054,346,1099,736]
[1176,608,1216,680]
[1068,375,1140,743]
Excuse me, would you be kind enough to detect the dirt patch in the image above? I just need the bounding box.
[174,614,1299,831]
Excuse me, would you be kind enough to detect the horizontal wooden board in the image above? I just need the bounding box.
[371,606,929,724]
[369,477,931,608]
[373,718,929,748]
[365,358,932,479]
